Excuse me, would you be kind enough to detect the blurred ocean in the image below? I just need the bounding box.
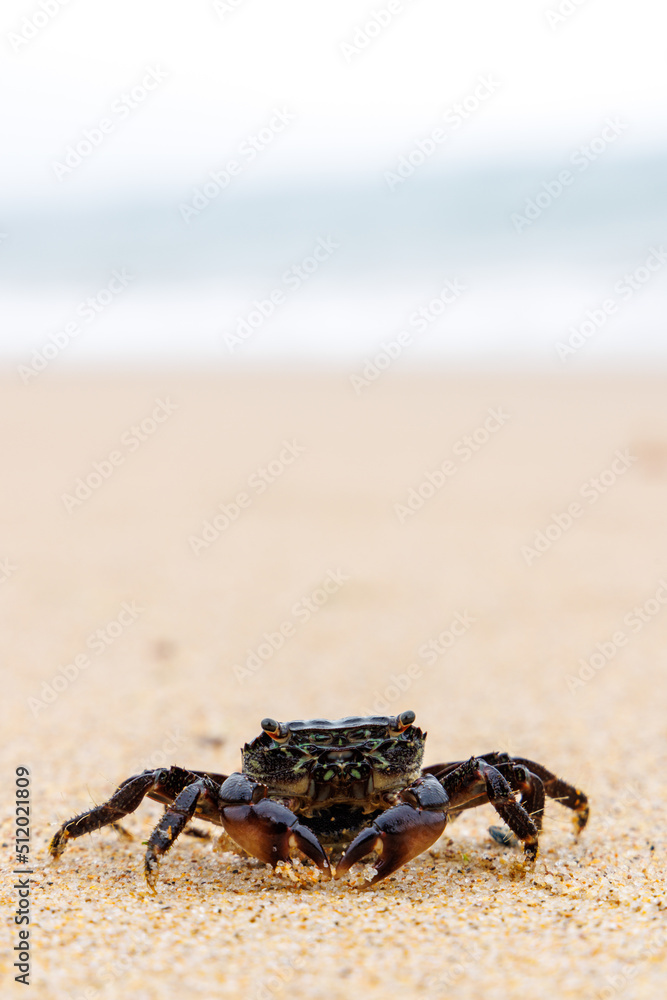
[2,153,666,369]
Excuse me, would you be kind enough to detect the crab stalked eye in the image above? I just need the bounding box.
[260,718,290,742]
[389,710,416,735]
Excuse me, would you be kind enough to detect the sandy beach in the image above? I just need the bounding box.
[2,370,666,999]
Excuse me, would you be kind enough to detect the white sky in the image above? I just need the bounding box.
[2,0,666,201]
[2,0,666,368]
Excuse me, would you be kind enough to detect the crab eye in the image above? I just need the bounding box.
[389,710,416,735]
[260,718,289,741]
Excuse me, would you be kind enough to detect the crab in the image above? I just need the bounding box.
[49,711,589,889]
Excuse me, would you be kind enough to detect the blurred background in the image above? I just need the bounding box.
[2,7,667,997]
[2,0,666,370]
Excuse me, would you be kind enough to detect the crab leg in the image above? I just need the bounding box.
[441,757,540,858]
[335,774,448,887]
[144,776,221,889]
[509,756,589,832]
[49,766,201,860]
[218,773,331,878]
[424,752,588,835]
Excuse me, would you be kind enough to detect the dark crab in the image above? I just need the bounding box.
[49,711,589,889]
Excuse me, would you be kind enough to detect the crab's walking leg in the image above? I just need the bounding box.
[506,764,545,828]
[218,773,331,879]
[336,774,448,887]
[442,757,539,859]
[425,752,588,835]
[509,757,589,833]
[486,761,545,848]
[49,766,206,860]
[144,776,221,890]
[425,757,545,827]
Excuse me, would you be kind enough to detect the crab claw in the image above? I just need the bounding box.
[335,802,446,887]
[221,798,331,878]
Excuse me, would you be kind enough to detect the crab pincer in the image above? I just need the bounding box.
[218,774,331,878]
[335,774,448,887]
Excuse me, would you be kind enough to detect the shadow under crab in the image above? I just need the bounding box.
[49,711,589,889]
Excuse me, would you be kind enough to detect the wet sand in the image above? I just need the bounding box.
[1,371,666,999]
